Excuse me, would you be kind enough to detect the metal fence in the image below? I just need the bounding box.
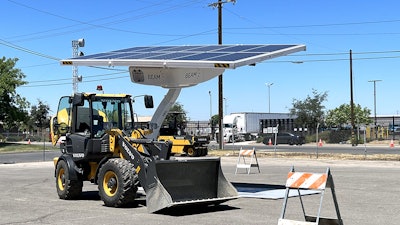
[0,131,50,142]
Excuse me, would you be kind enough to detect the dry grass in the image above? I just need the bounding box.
[208,149,400,161]
[0,142,58,153]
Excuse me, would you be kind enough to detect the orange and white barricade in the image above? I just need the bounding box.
[235,147,260,174]
[278,167,343,225]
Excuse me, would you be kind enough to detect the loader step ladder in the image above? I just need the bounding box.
[235,147,260,174]
[278,167,343,225]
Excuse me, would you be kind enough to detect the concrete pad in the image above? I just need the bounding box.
[234,183,320,199]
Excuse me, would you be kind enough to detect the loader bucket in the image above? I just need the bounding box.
[145,157,238,213]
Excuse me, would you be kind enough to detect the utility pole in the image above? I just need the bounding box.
[368,79,382,140]
[208,0,236,149]
[350,50,356,146]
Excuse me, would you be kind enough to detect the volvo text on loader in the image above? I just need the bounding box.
[51,93,237,213]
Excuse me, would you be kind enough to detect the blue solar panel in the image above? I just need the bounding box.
[207,52,259,61]
[61,44,306,68]
[212,45,262,52]
[173,52,222,61]
[109,46,148,53]
[119,52,162,59]
[146,52,195,60]
[247,45,295,53]
[76,45,297,60]
[166,46,204,52]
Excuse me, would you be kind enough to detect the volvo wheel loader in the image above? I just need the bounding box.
[159,112,209,157]
[51,93,237,213]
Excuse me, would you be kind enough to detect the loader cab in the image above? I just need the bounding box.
[160,111,187,136]
[89,95,135,134]
[51,93,145,160]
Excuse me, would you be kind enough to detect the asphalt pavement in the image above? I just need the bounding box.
[0,150,60,164]
[1,156,400,224]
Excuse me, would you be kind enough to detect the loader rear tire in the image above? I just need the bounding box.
[56,160,82,200]
[98,158,138,207]
[187,147,198,157]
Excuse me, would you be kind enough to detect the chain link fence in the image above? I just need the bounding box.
[0,130,50,143]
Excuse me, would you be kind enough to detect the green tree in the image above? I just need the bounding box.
[325,103,372,128]
[0,57,30,130]
[211,114,219,128]
[290,89,328,133]
[29,99,51,134]
[163,102,188,127]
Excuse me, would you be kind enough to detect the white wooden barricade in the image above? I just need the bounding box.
[235,147,260,174]
[278,167,343,225]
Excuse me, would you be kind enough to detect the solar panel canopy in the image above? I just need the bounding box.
[61,44,305,69]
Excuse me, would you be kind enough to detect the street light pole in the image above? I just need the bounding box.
[368,79,382,140]
[266,83,273,113]
[209,91,212,119]
[223,97,228,116]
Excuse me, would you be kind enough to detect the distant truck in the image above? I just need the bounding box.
[217,112,295,143]
[216,113,264,143]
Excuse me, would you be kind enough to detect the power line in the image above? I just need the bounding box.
[22,74,129,88]
[224,30,400,37]
[27,71,128,84]
[19,62,58,69]
[6,0,205,43]
[291,50,400,57]
[10,0,400,44]
[265,54,400,64]
[152,29,216,45]
[223,6,400,29]
[222,7,323,50]
[225,19,400,29]
[0,38,60,61]
[222,7,400,52]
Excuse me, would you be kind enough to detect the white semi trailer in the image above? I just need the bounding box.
[220,112,294,143]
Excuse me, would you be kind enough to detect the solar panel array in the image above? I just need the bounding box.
[62,44,305,68]
[75,44,297,61]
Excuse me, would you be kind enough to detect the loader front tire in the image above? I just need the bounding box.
[98,158,138,207]
[56,160,82,200]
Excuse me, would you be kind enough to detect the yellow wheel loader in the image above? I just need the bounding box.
[55,43,305,213]
[158,112,209,157]
[51,93,237,213]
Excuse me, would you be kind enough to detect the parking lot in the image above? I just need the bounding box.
[1,156,399,225]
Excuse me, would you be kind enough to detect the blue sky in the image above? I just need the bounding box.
[1,0,400,121]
